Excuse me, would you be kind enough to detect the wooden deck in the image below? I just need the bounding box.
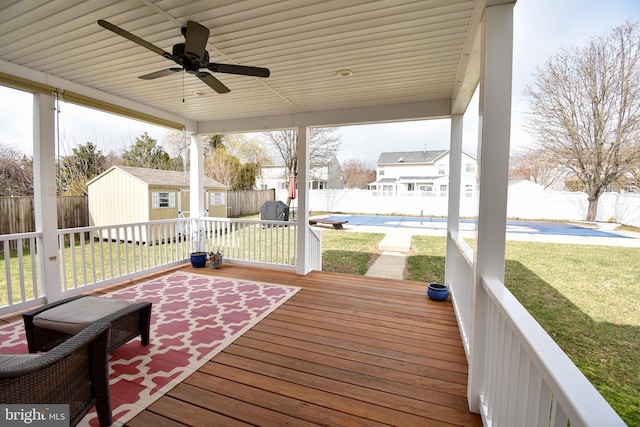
[1,264,481,426]
[125,265,481,427]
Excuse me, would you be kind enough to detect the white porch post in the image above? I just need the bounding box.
[467,3,514,413]
[445,114,464,240]
[445,113,463,297]
[189,133,205,251]
[33,92,61,302]
[296,126,310,275]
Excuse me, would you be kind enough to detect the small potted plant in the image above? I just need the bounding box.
[208,250,223,269]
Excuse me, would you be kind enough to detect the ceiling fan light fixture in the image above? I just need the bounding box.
[335,69,353,77]
[192,90,205,96]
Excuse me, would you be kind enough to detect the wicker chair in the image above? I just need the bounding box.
[0,322,113,426]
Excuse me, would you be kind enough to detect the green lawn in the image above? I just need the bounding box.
[320,230,385,275]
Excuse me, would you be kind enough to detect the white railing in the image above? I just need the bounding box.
[58,218,193,295]
[0,232,45,315]
[446,239,625,426]
[1,217,304,315]
[307,226,322,271]
[478,278,624,427]
[200,217,297,268]
[445,230,474,359]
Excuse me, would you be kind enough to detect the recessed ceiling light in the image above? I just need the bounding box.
[335,69,353,77]
[192,90,205,96]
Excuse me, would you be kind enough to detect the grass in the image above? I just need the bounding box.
[320,230,385,275]
[406,235,640,426]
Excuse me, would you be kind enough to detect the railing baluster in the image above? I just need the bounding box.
[3,240,13,305]
[58,234,67,290]
[30,236,39,298]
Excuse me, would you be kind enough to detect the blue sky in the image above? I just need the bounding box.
[1,0,639,168]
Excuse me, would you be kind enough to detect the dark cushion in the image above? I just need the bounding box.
[33,296,134,334]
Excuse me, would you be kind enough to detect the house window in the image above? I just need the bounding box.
[466,163,476,173]
[152,192,175,209]
[419,184,433,192]
[465,184,473,197]
[260,184,267,190]
[210,192,225,206]
[379,169,385,176]
[438,164,446,175]
[407,183,415,191]
[439,184,447,193]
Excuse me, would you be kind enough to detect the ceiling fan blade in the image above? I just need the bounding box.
[98,19,175,62]
[196,71,230,93]
[139,68,182,80]
[184,21,210,62]
[207,62,270,78]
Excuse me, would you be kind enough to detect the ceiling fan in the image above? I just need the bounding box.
[97,19,270,94]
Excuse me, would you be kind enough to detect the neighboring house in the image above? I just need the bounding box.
[87,166,227,230]
[369,150,477,196]
[256,155,344,191]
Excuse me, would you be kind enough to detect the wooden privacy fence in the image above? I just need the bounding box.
[226,189,275,217]
[1,190,275,236]
[0,196,89,235]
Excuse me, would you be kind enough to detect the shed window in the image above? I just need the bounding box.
[152,192,175,209]
[210,192,225,206]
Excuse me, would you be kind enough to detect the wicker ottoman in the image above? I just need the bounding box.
[23,295,152,353]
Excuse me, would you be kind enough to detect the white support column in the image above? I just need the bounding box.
[467,3,514,413]
[33,92,61,302]
[189,133,205,251]
[296,126,309,275]
[445,114,463,283]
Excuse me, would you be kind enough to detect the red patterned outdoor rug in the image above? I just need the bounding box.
[0,271,300,426]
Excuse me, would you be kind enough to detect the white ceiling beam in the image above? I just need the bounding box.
[0,59,196,133]
[197,99,451,134]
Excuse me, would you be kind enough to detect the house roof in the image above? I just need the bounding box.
[91,166,226,189]
[377,150,448,165]
[0,1,501,132]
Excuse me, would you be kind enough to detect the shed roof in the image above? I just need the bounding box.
[90,166,226,189]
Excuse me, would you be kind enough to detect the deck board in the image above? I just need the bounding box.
[126,265,481,426]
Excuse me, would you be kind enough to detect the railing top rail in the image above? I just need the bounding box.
[0,231,42,241]
[448,230,473,264]
[57,217,194,233]
[482,277,625,426]
[201,217,297,226]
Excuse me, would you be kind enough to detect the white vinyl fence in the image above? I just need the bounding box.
[281,189,640,227]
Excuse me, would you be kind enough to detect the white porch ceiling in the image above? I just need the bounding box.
[0,0,507,132]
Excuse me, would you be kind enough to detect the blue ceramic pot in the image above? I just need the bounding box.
[190,252,207,268]
[427,283,449,301]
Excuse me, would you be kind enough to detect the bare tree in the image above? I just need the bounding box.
[525,21,640,220]
[0,143,33,196]
[341,158,375,189]
[262,128,341,177]
[508,149,566,189]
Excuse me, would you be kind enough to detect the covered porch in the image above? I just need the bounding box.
[0,0,625,425]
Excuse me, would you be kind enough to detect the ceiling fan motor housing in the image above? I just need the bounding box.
[172,43,210,72]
